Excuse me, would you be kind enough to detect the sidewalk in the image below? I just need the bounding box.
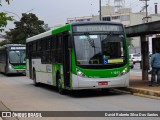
[122,74,160,99]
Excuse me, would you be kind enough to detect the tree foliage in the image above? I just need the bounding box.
[0,12,13,31]
[0,39,10,46]
[0,0,11,6]
[0,0,13,31]
[5,13,45,44]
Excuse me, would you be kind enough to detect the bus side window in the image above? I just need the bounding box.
[48,37,52,63]
[32,41,37,58]
[45,37,52,64]
[28,43,33,58]
[0,49,6,63]
[37,39,42,59]
[51,36,56,63]
[41,38,47,64]
[56,35,62,63]
[26,44,28,59]
[37,39,42,51]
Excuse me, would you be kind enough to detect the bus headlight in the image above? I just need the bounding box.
[76,69,87,78]
[119,68,128,76]
[9,64,13,69]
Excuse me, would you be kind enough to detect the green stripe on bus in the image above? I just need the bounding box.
[51,24,71,35]
[11,65,26,69]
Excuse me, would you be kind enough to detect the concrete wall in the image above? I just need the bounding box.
[130,13,145,25]
[150,14,160,22]
[101,6,115,15]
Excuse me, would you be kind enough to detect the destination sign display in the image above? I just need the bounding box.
[10,47,26,50]
[73,25,123,32]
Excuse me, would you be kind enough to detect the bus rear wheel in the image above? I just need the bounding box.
[5,67,8,75]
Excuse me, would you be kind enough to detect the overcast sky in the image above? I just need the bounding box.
[0,0,160,32]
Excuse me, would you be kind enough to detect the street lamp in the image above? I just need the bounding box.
[4,8,35,21]
[4,10,20,20]
[24,8,35,14]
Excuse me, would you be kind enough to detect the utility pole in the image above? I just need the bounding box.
[140,0,150,23]
[139,0,150,80]
[145,0,148,22]
[99,0,101,21]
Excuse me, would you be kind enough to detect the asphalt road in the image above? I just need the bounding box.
[0,73,160,120]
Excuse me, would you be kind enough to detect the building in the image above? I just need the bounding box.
[67,16,93,23]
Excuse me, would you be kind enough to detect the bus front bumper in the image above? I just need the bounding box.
[7,68,26,74]
[71,73,129,90]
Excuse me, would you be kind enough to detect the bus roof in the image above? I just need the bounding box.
[26,21,123,43]
[26,24,71,43]
[0,44,25,50]
[71,21,123,26]
[2,44,26,47]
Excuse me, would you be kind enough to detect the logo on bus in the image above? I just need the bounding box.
[111,71,120,75]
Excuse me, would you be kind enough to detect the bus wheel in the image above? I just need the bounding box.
[5,67,8,75]
[101,88,111,93]
[33,70,38,87]
[57,74,65,94]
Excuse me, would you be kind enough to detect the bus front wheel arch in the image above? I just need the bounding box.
[33,68,39,87]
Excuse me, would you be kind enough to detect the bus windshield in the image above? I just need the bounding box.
[74,34,126,66]
[9,50,26,64]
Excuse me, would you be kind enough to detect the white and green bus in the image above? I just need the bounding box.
[26,22,130,94]
[0,44,26,75]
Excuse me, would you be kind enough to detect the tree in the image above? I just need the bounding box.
[0,0,13,32]
[0,0,11,5]
[5,13,45,44]
[0,39,11,46]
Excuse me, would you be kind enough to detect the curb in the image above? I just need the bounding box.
[133,93,160,100]
[118,87,160,98]
[128,87,160,97]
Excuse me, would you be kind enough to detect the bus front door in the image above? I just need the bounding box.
[62,34,70,88]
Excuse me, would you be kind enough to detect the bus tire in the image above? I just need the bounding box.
[56,73,65,94]
[5,67,8,75]
[33,70,38,87]
[101,88,110,93]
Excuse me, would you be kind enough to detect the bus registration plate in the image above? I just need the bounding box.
[98,81,108,86]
